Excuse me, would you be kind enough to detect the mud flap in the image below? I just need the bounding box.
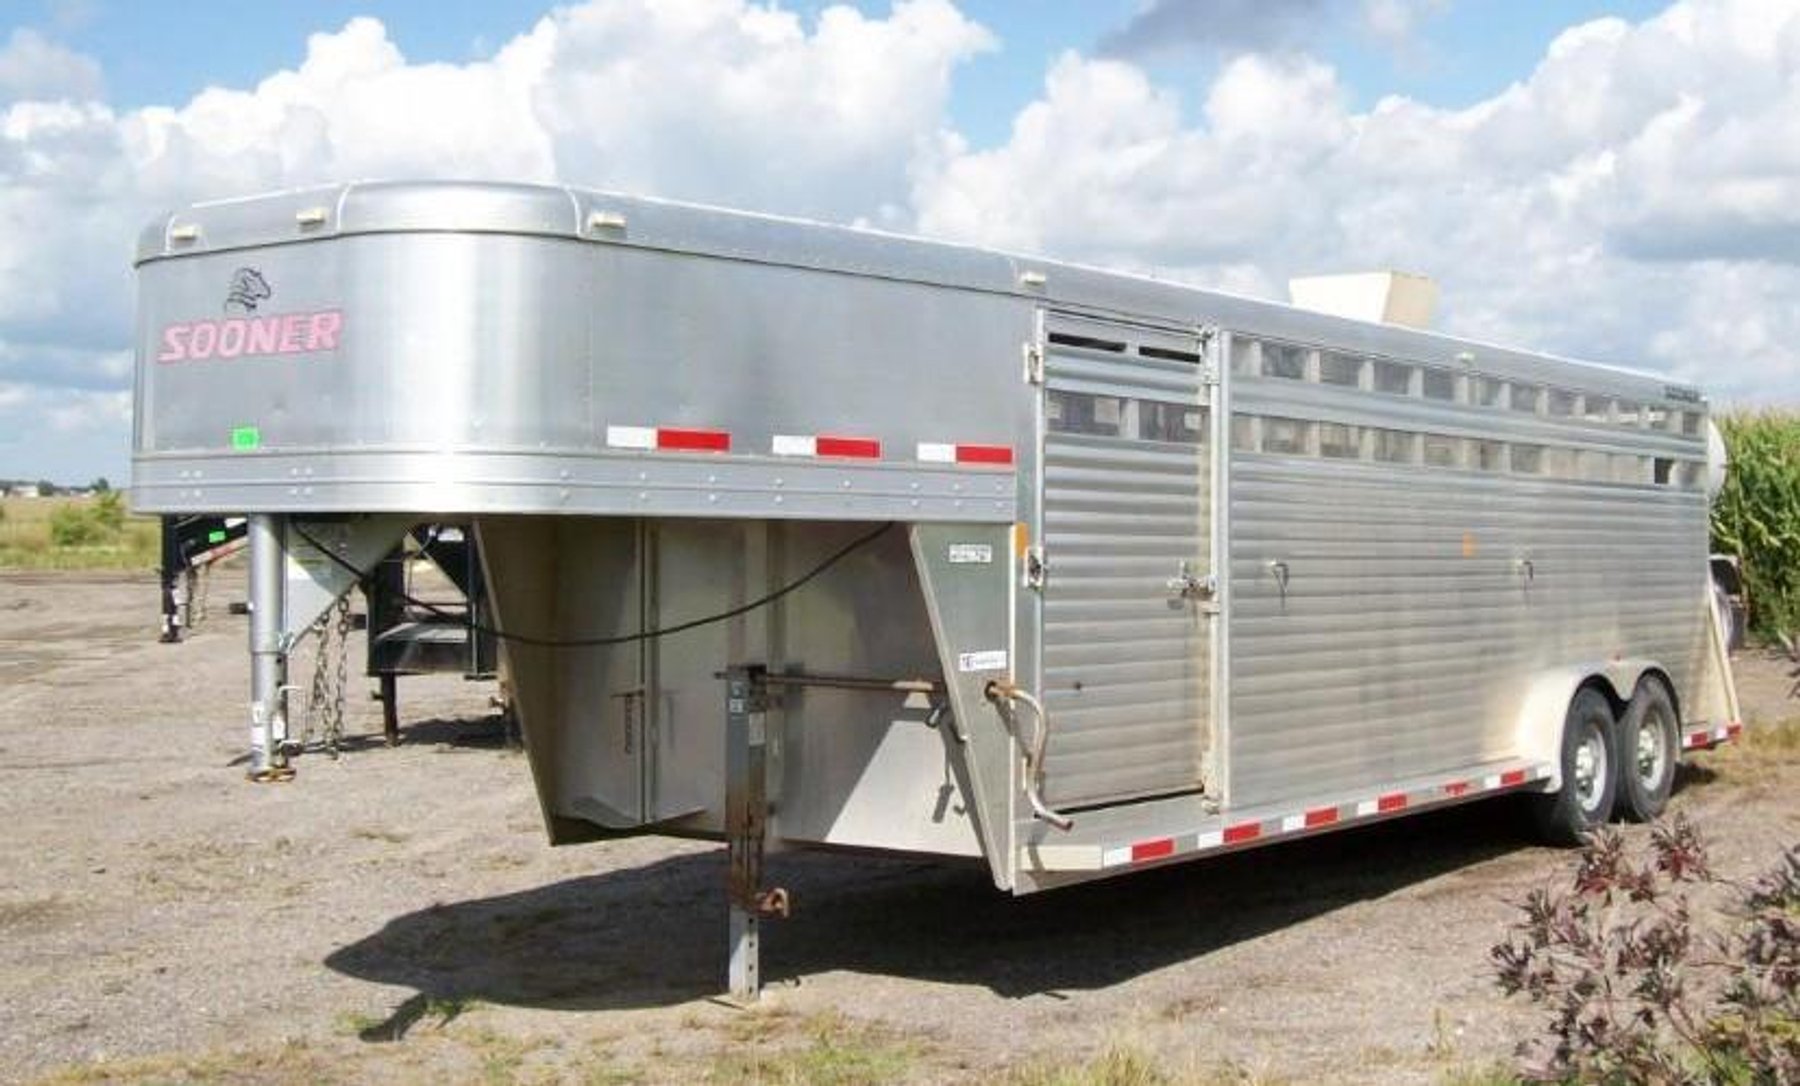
[1696,586,1742,728]
[910,523,1018,891]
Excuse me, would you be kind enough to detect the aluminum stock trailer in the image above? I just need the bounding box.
[130,181,1740,997]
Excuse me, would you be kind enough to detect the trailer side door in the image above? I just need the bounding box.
[1034,312,1216,808]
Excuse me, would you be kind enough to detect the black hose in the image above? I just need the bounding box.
[290,519,896,649]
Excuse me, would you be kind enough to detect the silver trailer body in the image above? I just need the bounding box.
[131,181,1737,990]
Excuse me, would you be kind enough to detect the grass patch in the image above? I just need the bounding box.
[1438,1066,1522,1086]
[0,495,158,571]
[706,1010,921,1085]
[1740,714,1800,753]
[29,1039,342,1085]
[341,992,482,1043]
[1700,714,1800,787]
[994,1048,1288,1086]
[998,1048,1173,1086]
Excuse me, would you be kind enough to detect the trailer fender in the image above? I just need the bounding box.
[1514,659,1664,792]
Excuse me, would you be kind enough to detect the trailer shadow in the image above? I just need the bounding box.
[223,715,516,768]
[325,800,1541,1030]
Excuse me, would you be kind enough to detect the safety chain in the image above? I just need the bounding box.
[301,596,354,757]
[190,566,210,627]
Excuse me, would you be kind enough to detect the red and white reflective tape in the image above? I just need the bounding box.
[771,434,882,460]
[606,425,731,453]
[1682,720,1744,751]
[917,442,1014,466]
[1096,762,1554,870]
[602,426,1014,468]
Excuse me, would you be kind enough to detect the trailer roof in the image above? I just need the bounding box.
[137,179,1702,407]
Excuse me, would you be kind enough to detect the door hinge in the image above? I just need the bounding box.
[1198,323,1222,386]
[1023,341,1045,385]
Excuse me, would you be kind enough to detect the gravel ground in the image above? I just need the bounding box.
[1,567,1795,1085]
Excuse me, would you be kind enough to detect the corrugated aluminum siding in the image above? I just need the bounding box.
[1039,321,1212,808]
[1226,457,1710,808]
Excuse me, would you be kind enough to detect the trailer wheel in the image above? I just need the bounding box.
[1614,678,1677,822]
[1531,687,1618,845]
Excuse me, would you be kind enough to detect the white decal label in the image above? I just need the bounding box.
[957,649,1008,673]
[948,543,993,565]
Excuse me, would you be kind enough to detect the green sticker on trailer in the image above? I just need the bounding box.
[230,426,261,450]
[207,529,227,544]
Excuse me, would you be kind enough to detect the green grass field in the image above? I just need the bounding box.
[0,495,160,571]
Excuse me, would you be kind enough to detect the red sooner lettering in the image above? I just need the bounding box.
[247,317,280,355]
[158,325,190,362]
[277,314,305,352]
[307,310,343,351]
[155,310,347,364]
[189,322,218,359]
[217,319,247,358]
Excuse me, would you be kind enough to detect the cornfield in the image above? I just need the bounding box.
[1711,410,1800,637]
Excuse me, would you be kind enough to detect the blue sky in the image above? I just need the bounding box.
[2,0,1797,484]
[37,0,1668,143]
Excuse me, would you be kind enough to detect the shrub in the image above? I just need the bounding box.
[1711,410,1800,637]
[91,489,124,533]
[48,496,124,548]
[1491,815,1800,1084]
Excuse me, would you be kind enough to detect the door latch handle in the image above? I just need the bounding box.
[1267,559,1290,603]
[1167,561,1216,600]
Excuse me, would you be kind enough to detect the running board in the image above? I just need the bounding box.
[1022,758,1555,876]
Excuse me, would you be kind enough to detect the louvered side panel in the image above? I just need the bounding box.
[1226,456,1710,808]
[1041,433,1210,806]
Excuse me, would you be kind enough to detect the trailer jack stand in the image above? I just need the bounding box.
[725,664,787,1001]
[247,514,294,782]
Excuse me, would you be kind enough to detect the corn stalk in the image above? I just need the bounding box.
[1710,410,1800,638]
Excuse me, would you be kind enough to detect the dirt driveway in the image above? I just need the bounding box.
[2,569,1795,1085]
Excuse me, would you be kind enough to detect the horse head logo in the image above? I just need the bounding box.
[224,267,272,313]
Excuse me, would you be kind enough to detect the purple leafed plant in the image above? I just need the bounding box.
[1492,814,1800,1084]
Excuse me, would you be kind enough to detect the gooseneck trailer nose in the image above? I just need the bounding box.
[130,181,1739,998]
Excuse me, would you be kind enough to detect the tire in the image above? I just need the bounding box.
[1531,687,1619,845]
[1615,678,1678,822]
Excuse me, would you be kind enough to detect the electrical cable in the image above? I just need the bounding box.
[289,520,896,649]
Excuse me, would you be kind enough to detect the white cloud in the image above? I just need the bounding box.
[0,0,992,481]
[1360,0,1448,46]
[44,387,128,432]
[914,0,1800,406]
[537,0,991,218]
[0,27,103,103]
[2,0,1799,483]
[0,382,129,484]
[1100,0,1446,57]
